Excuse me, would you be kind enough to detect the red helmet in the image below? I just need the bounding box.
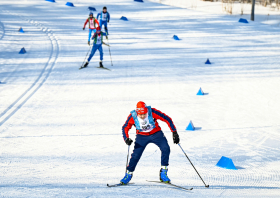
[136,101,148,114]
[96,27,101,32]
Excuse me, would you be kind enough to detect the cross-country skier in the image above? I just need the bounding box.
[83,12,99,45]
[81,28,108,68]
[96,7,110,35]
[120,101,180,185]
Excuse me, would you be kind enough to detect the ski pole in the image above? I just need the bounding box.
[81,44,92,67]
[106,37,113,66]
[125,145,130,174]
[178,143,209,188]
[102,42,110,47]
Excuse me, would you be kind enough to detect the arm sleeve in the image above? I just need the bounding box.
[91,32,97,40]
[107,12,110,21]
[83,19,88,28]
[122,114,134,141]
[97,13,100,20]
[152,108,177,132]
[95,19,100,27]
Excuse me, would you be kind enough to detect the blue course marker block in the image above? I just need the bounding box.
[216,156,237,170]
[45,0,55,2]
[66,2,74,7]
[120,16,128,21]
[239,18,248,23]
[19,47,26,54]
[186,120,195,131]
[88,7,96,11]
[18,27,25,33]
[205,58,211,64]
[134,0,144,2]
[173,35,180,40]
[197,87,204,95]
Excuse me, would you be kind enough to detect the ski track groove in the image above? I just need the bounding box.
[0,10,36,84]
[0,19,5,40]
[0,10,59,127]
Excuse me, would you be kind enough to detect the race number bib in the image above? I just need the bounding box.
[96,35,102,44]
[102,13,107,21]
[89,19,94,28]
[138,117,154,132]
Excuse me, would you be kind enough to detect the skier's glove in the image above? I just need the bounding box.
[125,138,133,145]
[83,27,85,30]
[173,131,180,144]
[107,20,109,23]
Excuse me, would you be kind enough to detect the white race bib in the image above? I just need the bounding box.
[102,13,107,21]
[137,117,154,132]
[89,19,94,28]
[96,35,102,44]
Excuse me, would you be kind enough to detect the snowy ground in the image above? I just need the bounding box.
[152,0,280,27]
[1,0,280,197]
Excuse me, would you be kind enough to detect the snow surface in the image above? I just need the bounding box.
[1,0,280,197]
[151,0,280,27]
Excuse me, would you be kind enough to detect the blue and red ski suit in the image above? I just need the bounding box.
[122,107,177,172]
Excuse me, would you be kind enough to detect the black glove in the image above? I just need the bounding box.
[107,20,109,23]
[125,138,133,145]
[83,27,85,30]
[173,131,180,144]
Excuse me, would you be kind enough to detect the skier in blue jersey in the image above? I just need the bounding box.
[81,27,108,68]
[97,6,110,35]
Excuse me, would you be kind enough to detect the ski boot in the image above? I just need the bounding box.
[88,41,90,46]
[99,61,104,68]
[83,61,89,68]
[159,166,170,183]
[120,172,133,185]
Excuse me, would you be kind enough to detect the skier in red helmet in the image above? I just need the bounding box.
[120,101,180,185]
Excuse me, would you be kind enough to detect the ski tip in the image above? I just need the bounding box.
[190,188,194,190]
[107,184,109,186]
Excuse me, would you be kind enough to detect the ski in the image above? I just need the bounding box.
[79,63,89,70]
[146,180,193,191]
[96,67,111,71]
[79,66,87,70]
[107,183,134,187]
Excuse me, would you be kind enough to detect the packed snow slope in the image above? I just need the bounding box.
[1,0,280,197]
[150,0,280,27]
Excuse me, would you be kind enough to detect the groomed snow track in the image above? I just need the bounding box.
[0,10,59,126]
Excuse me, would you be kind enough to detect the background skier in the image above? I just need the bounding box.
[81,28,108,68]
[83,12,99,45]
[120,101,180,185]
[97,7,110,35]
